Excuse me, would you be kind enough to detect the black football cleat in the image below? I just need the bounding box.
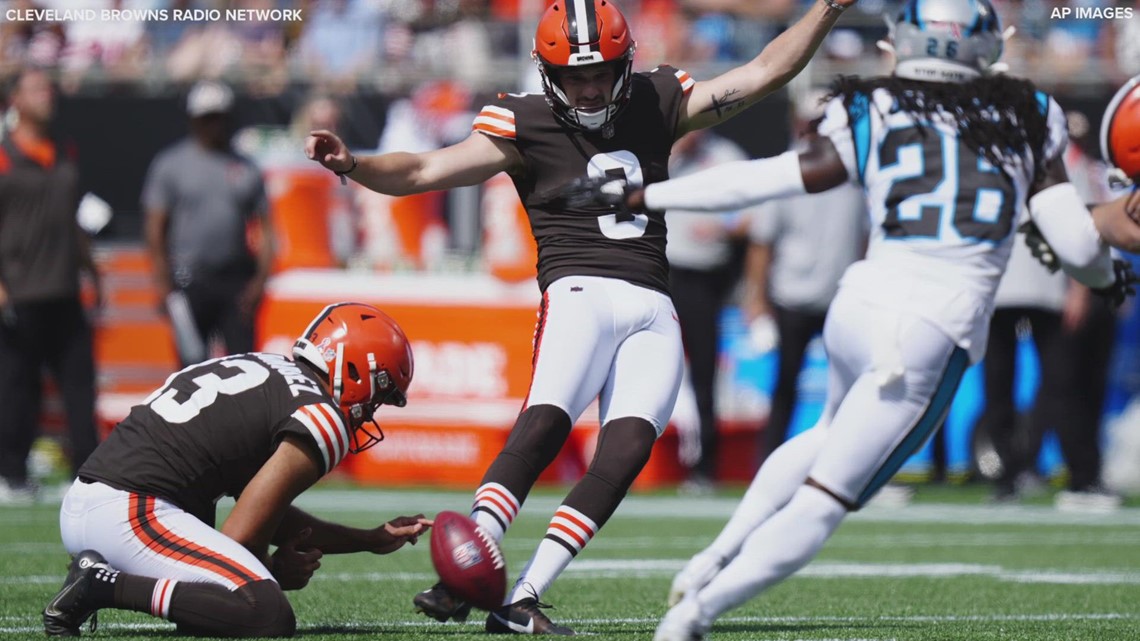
[413,582,472,623]
[43,550,109,637]
[486,597,575,635]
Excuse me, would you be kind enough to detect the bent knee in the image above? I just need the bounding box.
[238,580,296,638]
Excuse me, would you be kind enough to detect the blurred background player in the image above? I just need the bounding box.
[1016,104,1132,511]
[664,128,756,493]
[975,219,1071,502]
[562,1,1137,638]
[742,91,866,469]
[143,80,275,368]
[0,67,100,504]
[1050,109,1122,511]
[307,0,858,632]
[43,303,429,638]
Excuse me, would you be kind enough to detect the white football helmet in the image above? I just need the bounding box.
[885,0,1005,83]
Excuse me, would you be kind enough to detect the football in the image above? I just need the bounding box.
[429,511,507,611]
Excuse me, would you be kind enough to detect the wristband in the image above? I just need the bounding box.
[336,155,357,185]
[821,0,846,11]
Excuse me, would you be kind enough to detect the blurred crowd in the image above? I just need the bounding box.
[0,0,1135,96]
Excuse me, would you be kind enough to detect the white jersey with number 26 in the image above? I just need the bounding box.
[817,88,1068,362]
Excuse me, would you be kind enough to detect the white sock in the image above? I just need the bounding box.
[149,578,178,619]
[705,426,827,561]
[697,485,846,619]
[470,482,521,543]
[507,505,598,603]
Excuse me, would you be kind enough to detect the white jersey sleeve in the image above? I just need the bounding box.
[816,95,861,184]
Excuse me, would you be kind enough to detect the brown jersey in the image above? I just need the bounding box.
[473,66,695,294]
[80,353,349,525]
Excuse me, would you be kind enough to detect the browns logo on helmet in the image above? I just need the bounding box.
[532,0,636,132]
[292,302,414,452]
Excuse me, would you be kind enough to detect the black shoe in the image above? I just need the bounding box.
[413,582,472,623]
[43,550,109,637]
[486,597,575,635]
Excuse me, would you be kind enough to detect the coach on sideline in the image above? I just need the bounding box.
[143,80,275,367]
[0,67,101,504]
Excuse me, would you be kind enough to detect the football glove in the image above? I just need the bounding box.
[1091,259,1139,308]
[1019,220,1060,273]
[559,175,635,212]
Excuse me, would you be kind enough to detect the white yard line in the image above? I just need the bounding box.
[12,489,1140,526]
[283,490,1140,527]
[8,531,1138,557]
[14,561,1139,587]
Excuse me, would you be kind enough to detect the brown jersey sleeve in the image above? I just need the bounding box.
[645,65,695,143]
[278,402,352,475]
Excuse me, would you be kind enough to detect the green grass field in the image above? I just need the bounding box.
[4,484,1139,640]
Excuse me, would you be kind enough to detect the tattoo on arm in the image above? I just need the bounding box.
[703,88,746,119]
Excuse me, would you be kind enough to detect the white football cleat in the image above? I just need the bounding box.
[667,552,724,606]
[654,596,711,641]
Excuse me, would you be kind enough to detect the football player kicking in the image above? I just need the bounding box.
[43,303,430,638]
[564,1,1137,639]
[307,0,857,634]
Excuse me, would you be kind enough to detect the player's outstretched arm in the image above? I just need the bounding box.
[1027,159,1118,290]
[681,0,856,133]
[273,505,432,555]
[305,129,519,196]
[618,134,848,212]
[1093,193,1140,253]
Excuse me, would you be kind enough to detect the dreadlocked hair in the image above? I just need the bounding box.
[828,75,1050,179]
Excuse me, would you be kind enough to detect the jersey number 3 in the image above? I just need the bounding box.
[588,151,648,239]
[147,358,270,423]
[880,126,1016,242]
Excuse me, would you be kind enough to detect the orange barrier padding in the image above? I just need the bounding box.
[355,187,448,271]
[95,320,177,368]
[264,166,341,273]
[482,172,537,283]
[351,423,510,487]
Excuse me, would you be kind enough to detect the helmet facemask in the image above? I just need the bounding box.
[339,357,408,453]
[534,49,635,134]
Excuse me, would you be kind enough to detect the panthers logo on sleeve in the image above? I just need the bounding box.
[290,402,351,473]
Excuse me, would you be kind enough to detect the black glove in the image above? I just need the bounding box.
[1019,220,1060,273]
[1091,259,1139,308]
[558,175,635,212]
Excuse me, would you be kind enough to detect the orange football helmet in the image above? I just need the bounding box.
[293,302,414,452]
[1102,74,1140,187]
[532,0,636,132]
